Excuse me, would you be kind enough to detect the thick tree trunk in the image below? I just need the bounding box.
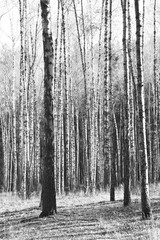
[39,0,56,218]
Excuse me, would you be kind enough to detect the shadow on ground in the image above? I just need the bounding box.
[0,198,160,239]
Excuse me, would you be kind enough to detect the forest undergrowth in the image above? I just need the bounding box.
[0,185,160,240]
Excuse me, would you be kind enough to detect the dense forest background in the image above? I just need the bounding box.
[0,0,160,219]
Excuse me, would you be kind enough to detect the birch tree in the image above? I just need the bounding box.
[18,0,28,199]
[134,0,152,220]
[152,0,158,183]
[103,0,111,189]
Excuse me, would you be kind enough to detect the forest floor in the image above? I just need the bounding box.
[0,186,160,239]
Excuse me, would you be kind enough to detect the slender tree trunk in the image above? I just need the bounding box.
[61,0,70,194]
[152,0,158,183]
[75,105,79,189]
[18,0,28,199]
[1,116,9,192]
[121,0,131,206]
[108,0,115,201]
[148,83,152,183]
[12,36,17,194]
[96,0,104,191]
[127,0,136,189]
[103,0,111,189]
[134,0,152,220]
[113,107,120,186]
[0,118,4,192]
[54,0,60,195]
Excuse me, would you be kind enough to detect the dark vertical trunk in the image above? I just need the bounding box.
[39,0,56,218]
[108,0,115,201]
[121,0,131,206]
[110,124,116,201]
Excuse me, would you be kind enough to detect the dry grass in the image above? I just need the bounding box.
[0,185,160,239]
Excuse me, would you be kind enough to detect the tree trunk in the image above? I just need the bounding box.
[134,0,152,220]
[12,36,17,194]
[18,0,28,199]
[121,0,131,206]
[152,0,158,183]
[61,0,70,194]
[39,0,56,218]
[103,0,111,189]
[0,118,4,192]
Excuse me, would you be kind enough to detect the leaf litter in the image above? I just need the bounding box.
[0,192,160,239]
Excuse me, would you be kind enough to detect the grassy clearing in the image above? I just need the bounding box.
[0,185,160,239]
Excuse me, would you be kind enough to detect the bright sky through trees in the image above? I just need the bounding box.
[0,0,159,50]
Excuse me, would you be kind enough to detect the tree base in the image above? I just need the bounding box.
[142,211,152,220]
[39,210,55,218]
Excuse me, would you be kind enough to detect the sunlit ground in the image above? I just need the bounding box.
[0,184,160,239]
